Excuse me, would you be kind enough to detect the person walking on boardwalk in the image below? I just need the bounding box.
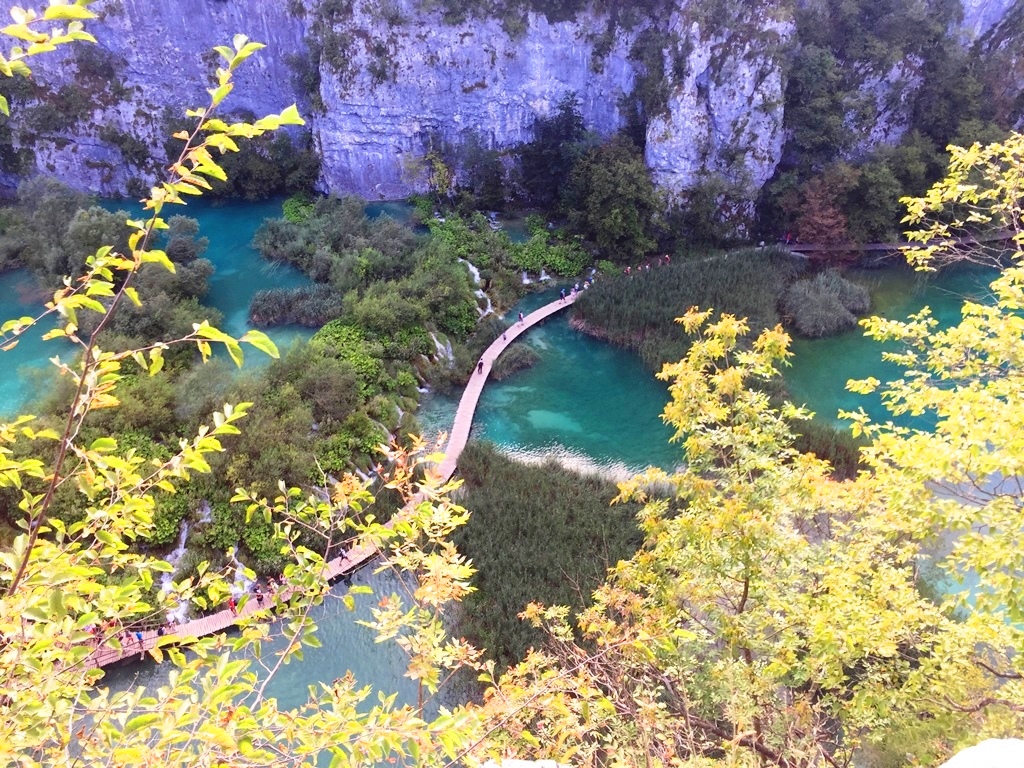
[254,584,264,607]
[518,311,524,324]
[560,288,566,302]
[228,596,237,616]
[477,360,484,374]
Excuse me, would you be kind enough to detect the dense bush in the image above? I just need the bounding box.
[249,284,344,327]
[782,270,870,338]
[791,418,866,481]
[573,247,805,369]
[163,123,320,200]
[491,343,539,381]
[455,442,644,667]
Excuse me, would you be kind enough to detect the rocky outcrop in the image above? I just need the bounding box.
[313,2,639,198]
[644,4,791,222]
[0,0,1018,204]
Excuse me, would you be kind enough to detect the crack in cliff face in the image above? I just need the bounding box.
[694,64,719,163]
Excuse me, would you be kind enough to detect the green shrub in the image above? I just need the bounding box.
[312,321,387,397]
[249,284,343,326]
[150,494,191,549]
[791,418,865,481]
[782,270,870,338]
[573,247,805,369]
[282,193,315,223]
[491,343,540,381]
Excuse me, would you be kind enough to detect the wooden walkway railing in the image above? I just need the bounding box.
[89,293,576,670]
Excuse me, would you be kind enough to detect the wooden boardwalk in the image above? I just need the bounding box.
[433,293,576,482]
[788,229,1017,254]
[90,293,576,670]
[88,534,384,669]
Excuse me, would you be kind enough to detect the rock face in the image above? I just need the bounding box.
[959,0,1019,39]
[644,4,792,222]
[0,0,308,194]
[313,1,639,198]
[0,0,1017,203]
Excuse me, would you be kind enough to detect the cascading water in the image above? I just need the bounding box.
[161,519,193,625]
[229,549,254,597]
[458,259,493,317]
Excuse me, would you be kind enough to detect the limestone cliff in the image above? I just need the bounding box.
[0,0,1017,203]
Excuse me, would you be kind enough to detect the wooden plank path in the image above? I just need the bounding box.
[788,229,1017,254]
[89,293,577,670]
[88,539,380,669]
[433,292,576,482]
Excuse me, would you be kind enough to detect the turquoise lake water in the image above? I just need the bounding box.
[0,198,316,416]
[417,264,997,476]
[418,289,680,477]
[785,263,995,429]
[100,566,433,715]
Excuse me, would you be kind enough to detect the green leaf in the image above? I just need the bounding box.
[89,437,117,453]
[225,340,243,368]
[207,82,233,107]
[123,713,160,735]
[239,330,279,359]
[278,103,305,126]
[43,3,97,20]
[0,93,8,117]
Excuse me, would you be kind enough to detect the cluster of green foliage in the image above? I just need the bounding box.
[759,0,1012,244]
[248,284,342,326]
[455,442,643,667]
[428,96,659,264]
[0,179,216,339]
[281,192,314,222]
[161,118,320,200]
[572,246,805,369]
[253,196,482,338]
[781,269,871,338]
[489,342,539,381]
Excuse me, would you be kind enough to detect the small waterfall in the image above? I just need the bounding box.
[539,268,551,281]
[458,258,493,317]
[430,332,454,364]
[229,550,254,597]
[521,271,532,285]
[161,518,193,625]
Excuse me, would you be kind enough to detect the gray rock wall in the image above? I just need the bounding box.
[0,0,1017,202]
[314,0,639,198]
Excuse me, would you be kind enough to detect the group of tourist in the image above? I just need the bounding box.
[624,254,671,276]
[227,578,279,615]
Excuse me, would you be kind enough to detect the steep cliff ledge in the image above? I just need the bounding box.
[0,0,1017,205]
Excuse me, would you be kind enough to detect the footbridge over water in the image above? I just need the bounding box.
[89,293,576,669]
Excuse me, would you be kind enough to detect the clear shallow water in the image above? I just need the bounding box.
[784,264,996,429]
[101,566,434,715]
[418,290,679,477]
[0,198,316,416]
[100,197,316,344]
[0,268,73,416]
